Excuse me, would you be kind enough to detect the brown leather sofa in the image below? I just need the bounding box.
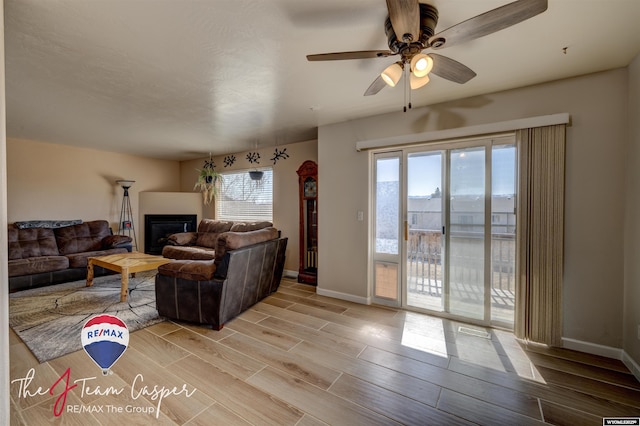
[8,220,132,292]
[161,218,274,260]
[155,226,287,329]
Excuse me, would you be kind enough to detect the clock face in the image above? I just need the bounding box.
[304,179,317,198]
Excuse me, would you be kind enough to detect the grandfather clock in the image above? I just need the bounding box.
[297,160,318,285]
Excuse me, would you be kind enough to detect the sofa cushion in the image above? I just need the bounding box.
[65,247,130,268]
[8,256,69,277]
[158,259,217,281]
[195,219,234,248]
[229,221,273,232]
[8,226,60,260]
[54,220,111,255]
[197,219,235,233]
[162,245,216,260]
[215,227,279,261]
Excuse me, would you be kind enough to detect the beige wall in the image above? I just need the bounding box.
[180,139,318,274]
[7,138,181,232]
[318,68,630,352]
[624,54,640,372]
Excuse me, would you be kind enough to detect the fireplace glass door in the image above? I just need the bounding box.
[144,214,197,254]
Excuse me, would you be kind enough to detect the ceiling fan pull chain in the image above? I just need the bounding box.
[403,66,406,112]
[403,64,409,112]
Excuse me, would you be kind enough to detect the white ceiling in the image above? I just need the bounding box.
[5,0,640,161]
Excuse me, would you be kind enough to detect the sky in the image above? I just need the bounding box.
[377,145,516,197]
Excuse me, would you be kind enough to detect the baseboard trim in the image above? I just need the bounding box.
[562,337,640,382]
[561,337,623,359]
[282,269,297,279]
[622,351,640,383]
[316,287,370,305]
[280,272,371,304]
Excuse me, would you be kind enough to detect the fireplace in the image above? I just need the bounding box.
[144,214,198,255]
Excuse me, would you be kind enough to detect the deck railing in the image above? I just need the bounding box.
[407,229,516,294]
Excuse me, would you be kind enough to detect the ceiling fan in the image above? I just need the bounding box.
[307,0,548,97]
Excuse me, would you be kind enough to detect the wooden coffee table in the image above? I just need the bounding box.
[86,252,172,302]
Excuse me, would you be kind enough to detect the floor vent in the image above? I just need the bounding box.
[458,326,491,339]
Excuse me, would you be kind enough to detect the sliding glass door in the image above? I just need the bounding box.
[446,145,487,320]
[373,136,516,327]
[405,151,444,311]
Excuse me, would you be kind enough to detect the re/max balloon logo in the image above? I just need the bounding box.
[81,315,129,375]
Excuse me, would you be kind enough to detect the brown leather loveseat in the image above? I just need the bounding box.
[155,221,287,329]
[8,220,132,292]
[161,218,274,260]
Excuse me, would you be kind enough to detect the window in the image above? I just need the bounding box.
[215,168,273,222]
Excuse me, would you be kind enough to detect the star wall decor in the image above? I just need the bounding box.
[203,155,215,170]
[246,152,261,164]
[223,155,236,167]
[271,148,290,164]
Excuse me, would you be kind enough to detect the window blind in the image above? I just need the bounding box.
[515,124,565,347]
[216,168,273,222]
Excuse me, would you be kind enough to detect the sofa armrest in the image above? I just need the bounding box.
[166,232,198,246]
[102,235,132,249]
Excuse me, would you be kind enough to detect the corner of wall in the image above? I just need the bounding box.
[623,350,640,383]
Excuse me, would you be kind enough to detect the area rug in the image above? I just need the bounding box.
[9,271,164,363]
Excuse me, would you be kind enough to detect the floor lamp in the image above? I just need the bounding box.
[116,179,138,251]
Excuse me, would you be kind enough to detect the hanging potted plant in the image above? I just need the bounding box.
[248,170,264,181]
[194,167,221,205]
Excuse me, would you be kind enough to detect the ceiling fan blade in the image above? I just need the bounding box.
[386,0,420,43]
[363,75,387,96]
[429,53,476,84]
[306,50,394,61]
[428,0,548,50]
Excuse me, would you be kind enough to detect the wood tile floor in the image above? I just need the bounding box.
[9,278,640,425]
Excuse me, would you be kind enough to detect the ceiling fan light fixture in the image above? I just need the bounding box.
[410,73,430,90]
[308,0,548,98]
[381,62,403,87]
[410,54,433,78]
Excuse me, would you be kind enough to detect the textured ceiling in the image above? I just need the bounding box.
[5,0,640,160]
